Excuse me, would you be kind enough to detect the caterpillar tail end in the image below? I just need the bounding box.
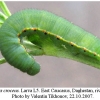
[27,61,40,76]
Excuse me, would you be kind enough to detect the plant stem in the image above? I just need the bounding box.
[0,1,11,17]
[0,58,6,64]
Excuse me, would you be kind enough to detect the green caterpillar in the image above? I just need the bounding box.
[0,9,100,75]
